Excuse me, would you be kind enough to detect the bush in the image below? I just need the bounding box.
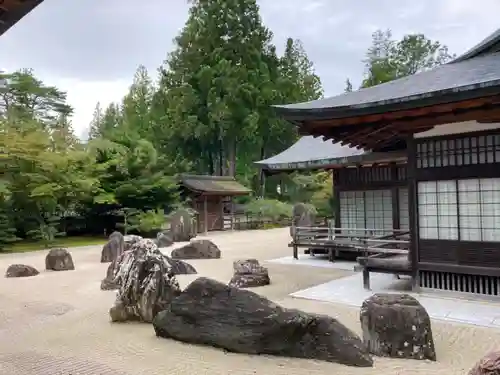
[244,199,293,221]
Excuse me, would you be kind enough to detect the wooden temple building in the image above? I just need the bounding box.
[180,174,251,233]
[256,136,408,236]
[0,0,44,36]
[261,28,500,296]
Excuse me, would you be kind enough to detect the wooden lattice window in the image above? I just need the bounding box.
[416,133,500,168]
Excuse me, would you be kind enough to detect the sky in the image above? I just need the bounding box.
[1,0,499,139]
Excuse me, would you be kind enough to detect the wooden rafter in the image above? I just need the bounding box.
[306,104,500,149]
[305,95,500,130]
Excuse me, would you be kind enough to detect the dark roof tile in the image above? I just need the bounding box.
[255,136,406,171]
[180,175,251,195]
[275,28,500,119]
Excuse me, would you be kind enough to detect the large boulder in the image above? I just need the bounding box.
[101,245,197,292]
[228,259,270,288]
[171,239,221,259]
[290,203,316,237]
[123,234,142,251]
[360,293,436,361]
[100,231,125,263]
[156,231,173,248]
[108,239,181,322]
[169,208,197,242]
[45,248,75,271]
[153,277,373,367]
[468,351,500,375]
[5,264,39,278]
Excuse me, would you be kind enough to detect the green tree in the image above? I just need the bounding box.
[0,198,18,250]
[121,65,154,139]
[88,102,103,140]
[0,69,71,125]
[360,30,455,88]
[156,0,274,176]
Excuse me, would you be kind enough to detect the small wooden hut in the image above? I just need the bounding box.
[179,174,251,233]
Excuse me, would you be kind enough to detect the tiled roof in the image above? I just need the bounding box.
[180,175,251,195]
[274,28,500,120]
[255,136,406,171]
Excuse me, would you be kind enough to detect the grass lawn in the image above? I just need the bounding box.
[5,236,107,253]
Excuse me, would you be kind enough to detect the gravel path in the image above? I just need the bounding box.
[0,228,498,374]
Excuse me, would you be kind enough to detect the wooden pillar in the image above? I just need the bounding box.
[390,163,400,230]
[204,195,208,234]
[230,196,235,230]
[333,170,341,233]
[220,196,225,231]
[407,136,420,291]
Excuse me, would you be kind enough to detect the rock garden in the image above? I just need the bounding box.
[3,211,496,372]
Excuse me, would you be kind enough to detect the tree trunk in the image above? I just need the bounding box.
[208,152,214,175]
[227,139,236,177]
[218,139,224,176]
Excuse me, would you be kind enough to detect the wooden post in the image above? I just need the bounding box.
[220,196,225,231]
[204,195,208,234]
[230,196,234,231]
[407,135,420,292]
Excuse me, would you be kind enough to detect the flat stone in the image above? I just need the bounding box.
[5,264,39,278]
[171,239,221,259]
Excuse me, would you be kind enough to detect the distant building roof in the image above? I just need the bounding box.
[180,174,251,196]
[0,0,44,37]
[274,28,500,122]
[255,136,406,171]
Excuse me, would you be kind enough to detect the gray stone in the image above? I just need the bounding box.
[101,231,124,263]
[228,259,270,288]
[45,248,75,271]
[101,245,197,291]
[169,209,197,242]
[468,351,500,375]
[123,234,142,251]
[171,239,221,259]
[100,261,120,290]
[153,277,373,367]
[290,203,316,237]
[5,264,39,278]
[164,256,197,275]
[156,231,173,247]
[109,239,181,322]
[360,293,436,361]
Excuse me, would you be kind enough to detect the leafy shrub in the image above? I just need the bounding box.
[244,199,293,221]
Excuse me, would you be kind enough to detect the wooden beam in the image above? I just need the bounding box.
[314,106,500,149]
[304,95,500,130]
